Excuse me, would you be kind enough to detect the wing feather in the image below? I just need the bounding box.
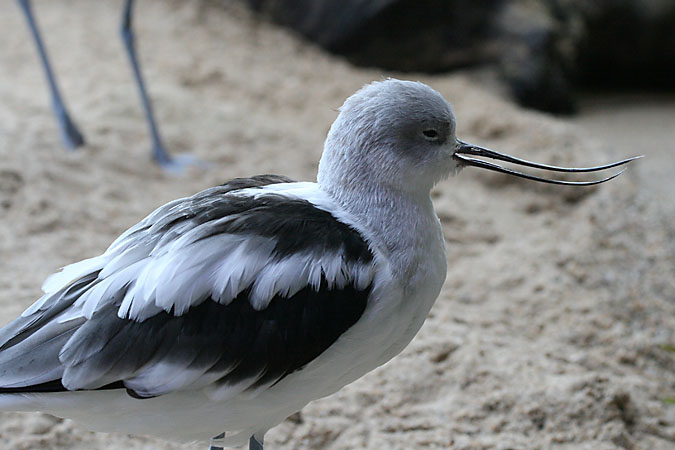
[0,177,376,399]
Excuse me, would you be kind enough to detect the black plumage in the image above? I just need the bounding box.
[143,174,373,264]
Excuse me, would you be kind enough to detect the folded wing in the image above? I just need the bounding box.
[0,175,376,400]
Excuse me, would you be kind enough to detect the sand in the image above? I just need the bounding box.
[0,1,673,448]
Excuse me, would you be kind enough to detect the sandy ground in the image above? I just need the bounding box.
[0,0,673,448]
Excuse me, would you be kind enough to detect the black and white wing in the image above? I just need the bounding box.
[0,175,376,399]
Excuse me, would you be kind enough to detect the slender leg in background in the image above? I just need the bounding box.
[120,0,182,170]
[17,0,85,149]
[121,0,205,173]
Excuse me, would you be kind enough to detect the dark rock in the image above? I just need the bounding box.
[246,0,504,72]
[245,0,675,114]
[574,0,675,89]
[245,0,397,49]
[496,0,581,113]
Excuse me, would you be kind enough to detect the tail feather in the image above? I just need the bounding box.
[0,272,99,350]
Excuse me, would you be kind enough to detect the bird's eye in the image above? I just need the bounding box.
[422,129,439,140]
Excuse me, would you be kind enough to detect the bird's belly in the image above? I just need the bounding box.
[12,254,446,446]
[261,259,447,418]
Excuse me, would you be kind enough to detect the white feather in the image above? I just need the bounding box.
[38,256,108,296]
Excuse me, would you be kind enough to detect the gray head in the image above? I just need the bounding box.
[318,79,459,197]
[318,79,639,199]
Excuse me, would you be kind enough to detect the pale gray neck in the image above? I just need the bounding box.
[322,180,444,281]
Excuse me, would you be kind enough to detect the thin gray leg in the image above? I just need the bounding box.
[120,0,207,173]
[17,0,85,149]
[249,434,264,450]
[209,431,226,450]
[120,0,175,168]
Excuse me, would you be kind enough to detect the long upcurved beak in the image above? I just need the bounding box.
[453,140,642,186]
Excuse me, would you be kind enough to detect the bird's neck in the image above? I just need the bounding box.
[322,180,446,284]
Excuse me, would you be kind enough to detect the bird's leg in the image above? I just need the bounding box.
[17,0,85,149]
[208,431,226,450]
[120,0,171,167]
[120,0,207,173]
[249,434,264,450]
[121,0,204,173]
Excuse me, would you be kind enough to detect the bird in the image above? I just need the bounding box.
[0,79,638,449]
[16,0,193,172]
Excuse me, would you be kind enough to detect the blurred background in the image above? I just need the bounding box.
[0,0,673,449]
[248,0,675,113]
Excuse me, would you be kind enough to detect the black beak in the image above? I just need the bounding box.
[453,140,642,186]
